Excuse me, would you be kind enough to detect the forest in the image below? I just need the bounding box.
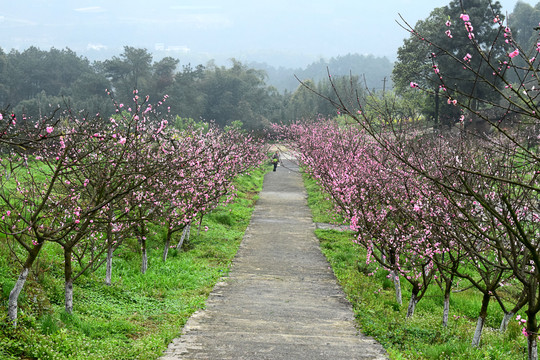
[0,47,392,131]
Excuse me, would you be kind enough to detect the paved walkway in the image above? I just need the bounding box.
[160,157,387,360]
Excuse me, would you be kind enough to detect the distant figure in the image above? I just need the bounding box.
[272,151,280,172]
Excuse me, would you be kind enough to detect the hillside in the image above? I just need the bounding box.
[250,53,394,93]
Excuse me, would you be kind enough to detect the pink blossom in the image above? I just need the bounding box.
[410,82,419,88]
[509,49,519,58]
[46,126,54,134]
[460,13,470,22]
[445,20,451,26]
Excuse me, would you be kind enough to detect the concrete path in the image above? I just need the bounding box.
[160,157,387,360]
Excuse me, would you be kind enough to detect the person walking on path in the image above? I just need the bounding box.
[272,151,281,172]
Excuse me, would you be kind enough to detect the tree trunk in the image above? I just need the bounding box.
[138,220,148,274]
[500,293,527,332]
[527,307,539,360]
[406,287,419,318]
[105,243,113,286]
[8,242,44,326]
[141,238,148,274]
[528,336,538,360]
[197,215,204,236]
[8,267,29,326]
[163,228,172,262]
[443,278,452,327]
[65,279,74,314]
[185,224,191,243]
[471,293,490,347]
[499,312,514,333]
[176,223,191,251]
[64,247,74,314]
[105,215,114,286]
[390,270,402,306]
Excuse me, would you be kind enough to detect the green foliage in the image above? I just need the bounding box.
[393,0,506,127]
[285,74,366,122]
[4,46,112,117]
[509,1,540,51]
[1,44,396,129]
[0,166,268,359]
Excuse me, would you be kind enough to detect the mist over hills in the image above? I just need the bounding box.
[249,53,393,93]
[80,46,394,94]
[247,54,394,92]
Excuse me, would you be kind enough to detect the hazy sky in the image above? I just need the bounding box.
[0,0,534,67]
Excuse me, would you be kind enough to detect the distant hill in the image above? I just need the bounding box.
[250,53,394,93]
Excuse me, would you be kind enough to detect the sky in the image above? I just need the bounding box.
[0,0,535,68]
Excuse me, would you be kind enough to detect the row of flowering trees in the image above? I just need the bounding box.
[0,92,265,325]
[278,121,530,344]
[277,1,540,359]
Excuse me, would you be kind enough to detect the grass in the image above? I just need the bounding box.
[305,178,530,360]
[303,174,346,224]
[1,163,531,359]
[0,166,268,360]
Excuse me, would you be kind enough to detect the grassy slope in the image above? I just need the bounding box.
[304,175,529,360]
[0,167,268,360]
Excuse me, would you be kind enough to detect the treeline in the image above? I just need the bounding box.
[0,46,377,130]
[250,53,394,93]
